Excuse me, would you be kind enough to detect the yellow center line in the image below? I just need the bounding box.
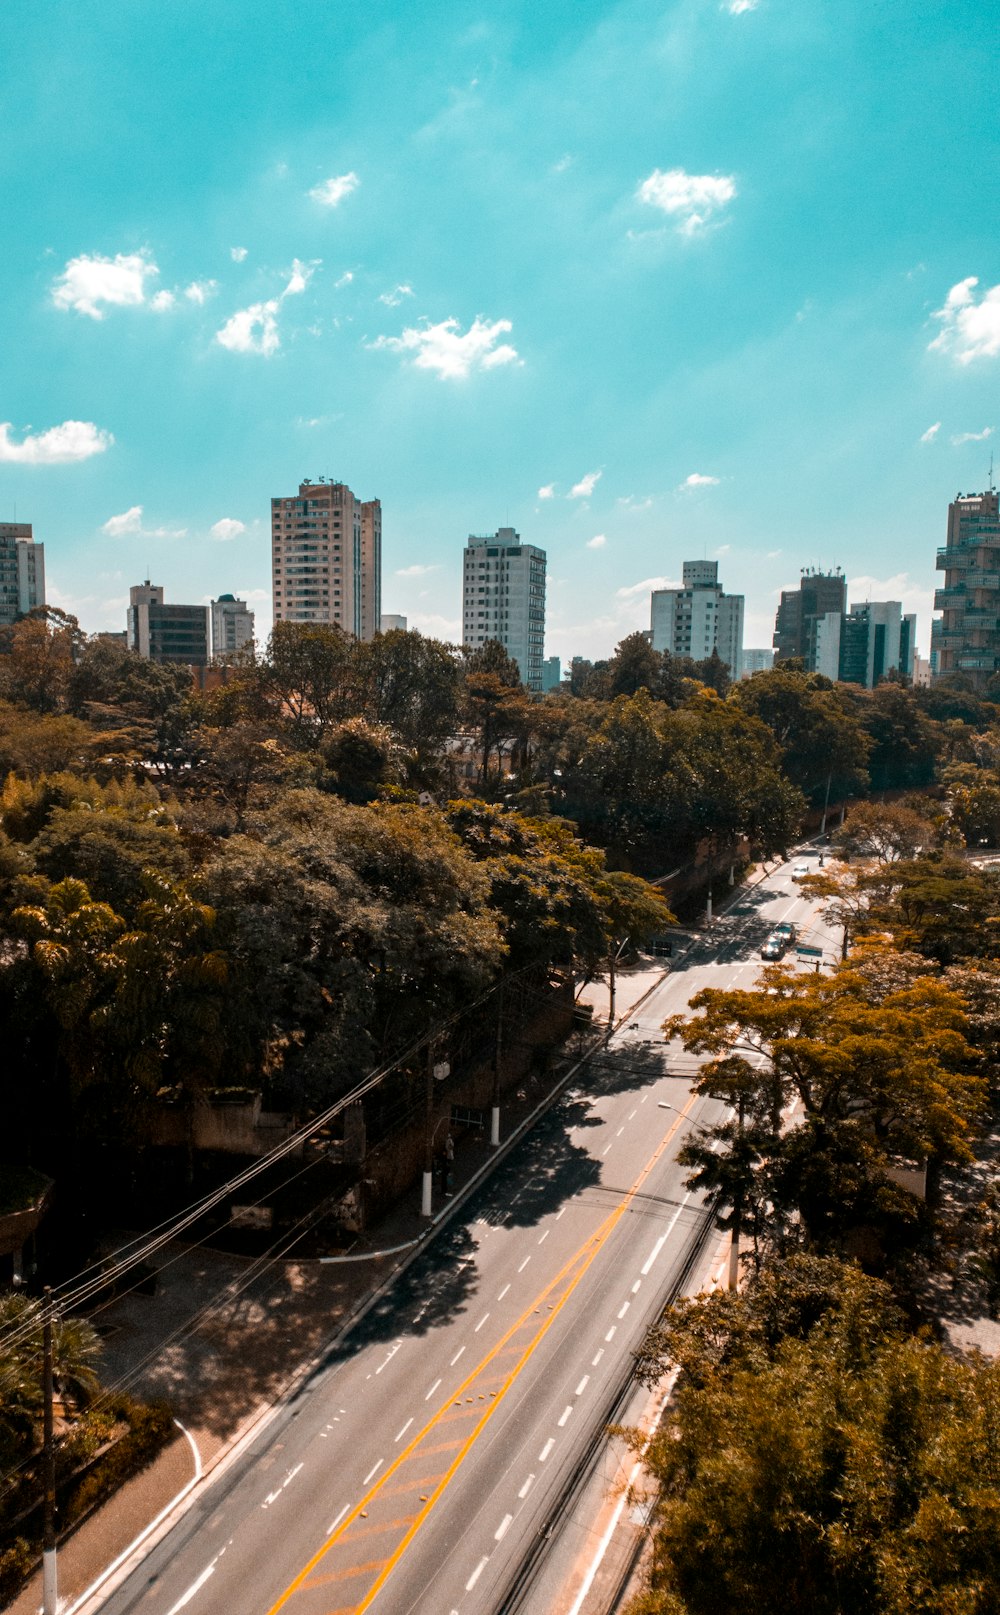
[264,1090,700,1615]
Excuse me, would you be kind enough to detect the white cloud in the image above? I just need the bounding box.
[215,261,316,357]
[618,494,653,510]
[378,283,414,307]
[210,518,246,541]
[101,503,186,539]
[396,563,438,577]
[370,315,520,380]
[552,154,573,174]
[570,470,602,499]
[309,172,360,208]
[216,300,281,356]
[920,422,941,443]
[929,277,1000,364]
[334,271,354,288]
[586,534,607,549]
[637,168,737,235]
[726,0,759,12]
[679,472,720,489]
[52,250,159,319]
[616,575,676,600]
[185,279,217,305]
[150,290,176,313]
[538,484,555,500]
[0,419,113,464]
[230,247,248,262]
[102,505,144,536]
[951,427,993,446]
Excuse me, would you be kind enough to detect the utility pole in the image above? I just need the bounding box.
[607,946,616,1035]
[490,985,503,1147]
[421,1045,434,1218]
[42,1288,57,1615]
[819,769,833,838]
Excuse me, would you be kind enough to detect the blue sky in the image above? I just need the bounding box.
[2,0,998,661]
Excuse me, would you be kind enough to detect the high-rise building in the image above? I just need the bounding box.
[650,560,744,673]
[740,648,775,678]
[541,655,562,692]
[380,613,407,633]
[773,568,847,667]
[462,526,546,691]
[814,600,916,687]
[931,488,1000,687]
[0,523,45,627]
[270,479,381,639]
[127,581,210,666]
[210,594,255,658]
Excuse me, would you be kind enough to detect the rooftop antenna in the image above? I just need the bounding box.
[989,451,996,494]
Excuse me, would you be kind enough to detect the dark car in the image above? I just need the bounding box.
[760,934,787,960]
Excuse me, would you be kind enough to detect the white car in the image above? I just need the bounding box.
[793,862,810,876]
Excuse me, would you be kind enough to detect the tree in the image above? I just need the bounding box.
[733,666,869,804]
[0,608,85,713]
[664,965,981,1257]
[260,620,355,739]
[629,1256,1000,1615]
[832,798,941,864]
[319,717,407,803]
[606,632,662,698]
[354,629,461,764]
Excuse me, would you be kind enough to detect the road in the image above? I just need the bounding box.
[93,854,837,1615]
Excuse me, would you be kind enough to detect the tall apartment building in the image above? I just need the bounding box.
[380,613,407,633]
[271,479,381,639]
[814,600,916,687]
[0,523,45,627]
[650,560,744,673]
[462,526,546,691]
[773,568,847,666]
[210,594,255,658]
[740,648,775,678]
[931,488,1000,687]
[127,581,210,666]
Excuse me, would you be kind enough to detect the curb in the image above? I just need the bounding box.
[69,965,672,1614]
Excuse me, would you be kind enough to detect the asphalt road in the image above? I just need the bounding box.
[94,853,837,1615]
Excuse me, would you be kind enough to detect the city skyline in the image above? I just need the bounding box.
[1,0,997,664]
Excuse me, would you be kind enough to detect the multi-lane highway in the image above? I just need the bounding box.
[92,853,837,1615]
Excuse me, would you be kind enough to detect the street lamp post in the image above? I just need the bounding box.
[490,985,503,1147]
[421,1045,434,1218]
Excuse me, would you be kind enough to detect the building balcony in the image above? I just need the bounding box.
[934,587,966,608]
[966,573,1000,590]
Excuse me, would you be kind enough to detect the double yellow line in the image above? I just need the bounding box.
[266,1089,700,1614]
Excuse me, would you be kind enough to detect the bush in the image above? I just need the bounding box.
[0,1537,33,1607]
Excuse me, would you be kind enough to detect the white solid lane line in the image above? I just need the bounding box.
[495,1514,513,1541]
[558,1405,573,1427]
[539,1438,555,1461]
[326,1503,350,1535]
[518,1474,535,1499]
[425,1379,441,1401]
[641,1233,668,1275]
[165,1561,218,1615]
[395,1418,413,1442]
[467,1557,489,1591]
[363,1459,383,1486]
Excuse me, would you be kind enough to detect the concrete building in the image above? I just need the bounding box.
[912,653,932,688]
[462,526,546,691]
[773,568,847,667]
[650,560,744,673]
[932,488,1000,688]
[127,581,210,666]
[0,523,45,627]
[740,648,775,678]
[541,655,562,692]
[271,479,381,639]
[210,594,255,658]
[813,599,916,687]
[380,613,407,633]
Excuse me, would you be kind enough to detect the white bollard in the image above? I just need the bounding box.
[490,1106,500,1147]
[421,1170,433,1218]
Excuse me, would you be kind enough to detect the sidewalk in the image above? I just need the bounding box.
[8,961,670,1615]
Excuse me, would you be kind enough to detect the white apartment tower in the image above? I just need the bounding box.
[0,523,45,627]
[210,594,255,658]
[271,479,381,639]
[650,560,744,673]
[462,526,546,690]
